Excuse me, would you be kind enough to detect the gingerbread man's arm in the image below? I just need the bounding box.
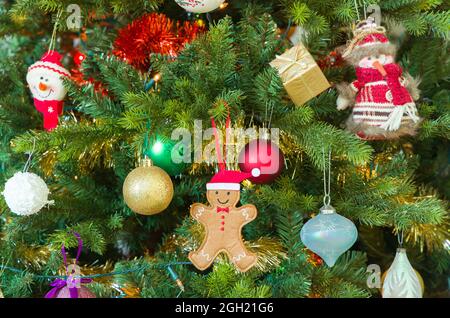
[190,203,212,224]
[236,204,258,224]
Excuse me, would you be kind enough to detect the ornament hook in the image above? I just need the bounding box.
[48,9,64,53]
[353,0,361,21]
[322,146,332,207]
[397,230,404,248]
[23,138,36,173]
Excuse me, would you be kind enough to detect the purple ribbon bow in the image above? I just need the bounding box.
[45,232,92,298]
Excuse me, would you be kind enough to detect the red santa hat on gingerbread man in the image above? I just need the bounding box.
[207,168,261,191]
[26,50,71,131]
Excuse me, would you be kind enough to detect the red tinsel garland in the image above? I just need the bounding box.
[113,13,205,72]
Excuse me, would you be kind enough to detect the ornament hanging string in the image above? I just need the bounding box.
[397,230,404,248]
[353,0,361,21]
[322,147,332,206]
[266,102,275,130]
[210,103,231,171]
[22,138,36,173]
[62,232,83,273]
[363,1,367,20]
[206,12,213,25]
[48,9,64,54]
[291,152,301,180]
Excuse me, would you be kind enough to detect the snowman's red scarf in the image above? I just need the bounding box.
[33,99,64,131]
[355,63,413,107]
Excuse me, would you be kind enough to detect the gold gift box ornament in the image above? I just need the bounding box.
[270,44,330,106]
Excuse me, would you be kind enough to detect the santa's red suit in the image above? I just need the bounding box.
[351,63,418,129]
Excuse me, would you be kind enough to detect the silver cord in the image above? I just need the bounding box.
[48,9,63,53]
[363,0,367,19]
[353,0,361,21]
[268,103,274,129]
[397,230,404,247]
[23,138,36,173]
[322,147,332,206]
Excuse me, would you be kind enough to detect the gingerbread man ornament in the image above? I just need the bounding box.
[189,168,261,272]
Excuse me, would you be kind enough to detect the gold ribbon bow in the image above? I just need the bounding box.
[270,45,316,83]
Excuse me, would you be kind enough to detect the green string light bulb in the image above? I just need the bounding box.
[145,138,188,176]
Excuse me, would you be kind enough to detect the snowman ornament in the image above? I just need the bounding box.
[336,19,421,140]
[26,50,71,131]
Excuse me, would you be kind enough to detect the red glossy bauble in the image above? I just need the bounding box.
[238,139,284,184]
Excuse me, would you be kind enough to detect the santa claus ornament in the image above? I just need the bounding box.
[26,50,71,131]
[336,18,421,140]
[189,168,260,272]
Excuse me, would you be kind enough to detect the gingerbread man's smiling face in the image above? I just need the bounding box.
[207,190,240,208]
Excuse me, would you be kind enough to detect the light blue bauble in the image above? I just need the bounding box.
[300,205,358,267]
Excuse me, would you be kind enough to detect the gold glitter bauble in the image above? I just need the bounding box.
[123,159,174,215]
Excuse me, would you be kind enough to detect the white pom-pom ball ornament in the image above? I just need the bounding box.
[2,172,54,216]
[175,0,225,13]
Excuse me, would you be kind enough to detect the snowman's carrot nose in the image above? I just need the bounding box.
[38,82,48,91]
[372,61,387,76]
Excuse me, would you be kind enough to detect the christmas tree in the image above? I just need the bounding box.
[0,0,448,298]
